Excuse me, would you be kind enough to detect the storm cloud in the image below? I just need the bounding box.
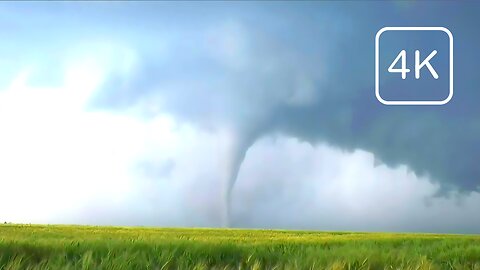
[81,1,480,192]
[0,1,479,232]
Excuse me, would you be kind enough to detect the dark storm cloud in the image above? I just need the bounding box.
[81,1,480,192]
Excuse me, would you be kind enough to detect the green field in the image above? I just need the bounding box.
[0,224,479,269]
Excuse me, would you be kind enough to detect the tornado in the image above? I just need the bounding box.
[221,125,261,227]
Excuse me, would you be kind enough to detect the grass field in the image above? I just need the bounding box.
[0,224,479,269]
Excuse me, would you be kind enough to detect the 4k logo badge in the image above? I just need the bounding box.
[375,27,453,105]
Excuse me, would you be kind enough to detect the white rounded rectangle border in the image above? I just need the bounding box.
[375,27,454,105]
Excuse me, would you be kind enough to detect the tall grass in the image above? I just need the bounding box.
[0,224,479,269]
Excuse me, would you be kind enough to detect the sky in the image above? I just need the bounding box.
[0,1,480,233]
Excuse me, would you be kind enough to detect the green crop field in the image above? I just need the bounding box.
[0,224,479,269]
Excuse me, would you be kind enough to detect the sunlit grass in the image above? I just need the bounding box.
[1,224,479,269]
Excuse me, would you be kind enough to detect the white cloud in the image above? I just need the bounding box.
[232,136,480,233]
